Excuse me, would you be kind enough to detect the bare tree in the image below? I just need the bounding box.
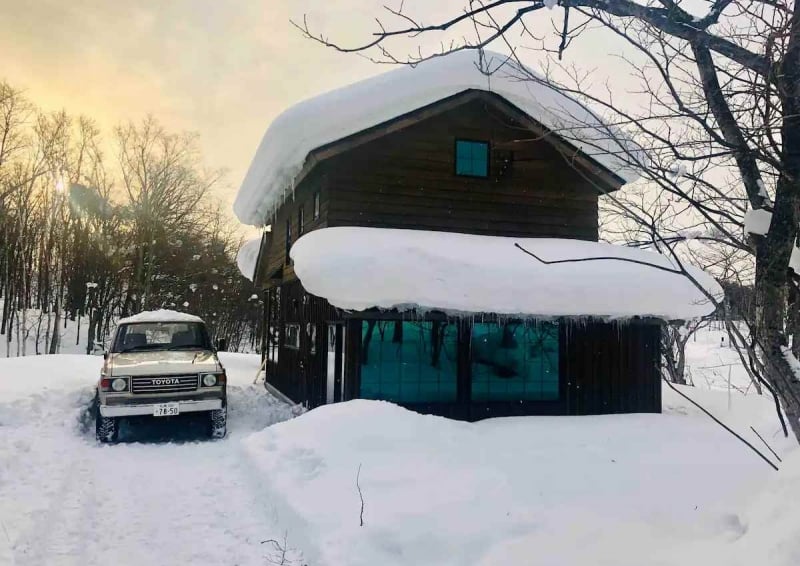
[0,84,258,356]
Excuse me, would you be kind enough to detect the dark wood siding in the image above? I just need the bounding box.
[562,321,662,415]
[267,280,340,407]
[256,168,329,286]
[324,95,602,240]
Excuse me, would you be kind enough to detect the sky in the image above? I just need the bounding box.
[0,1,641,227]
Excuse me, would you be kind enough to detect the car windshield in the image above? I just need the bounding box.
[112,322,211,353]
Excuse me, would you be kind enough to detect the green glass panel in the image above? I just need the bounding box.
[360,321,458,403]
[471,322,559,401]
[455,140,488,177]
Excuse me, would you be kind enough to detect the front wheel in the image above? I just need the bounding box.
[209,407,227,439]
[96,414,118,443]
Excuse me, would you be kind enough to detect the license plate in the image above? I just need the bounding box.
[153,403,180,417]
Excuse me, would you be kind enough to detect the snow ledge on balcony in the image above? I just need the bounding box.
[290,227,722,321]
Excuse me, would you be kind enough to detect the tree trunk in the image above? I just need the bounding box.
[49,297,60,355]
[756,3,800,442]
[755,182,800,441]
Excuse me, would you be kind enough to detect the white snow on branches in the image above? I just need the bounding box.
[743,208,772,236]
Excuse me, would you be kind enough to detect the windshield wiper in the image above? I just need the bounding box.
[166,344,206,351]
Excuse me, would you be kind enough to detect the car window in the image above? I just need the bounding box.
[112,322,211,352]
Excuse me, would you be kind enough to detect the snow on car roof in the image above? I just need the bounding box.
[117,310,204,325]
[290,227,722,320]
[234,50,641,226]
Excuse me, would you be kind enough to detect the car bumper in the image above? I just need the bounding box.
[99,398,223,417]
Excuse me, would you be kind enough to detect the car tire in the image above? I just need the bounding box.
[209,407,227,439]
[96,413,118,443]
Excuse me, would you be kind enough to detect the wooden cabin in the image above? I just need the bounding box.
[235,51,718,420]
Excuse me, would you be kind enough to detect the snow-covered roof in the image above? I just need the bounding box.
[118,310,204,325]
[234,50,640,226]
[237,237,262,281]
[290,228,722,320]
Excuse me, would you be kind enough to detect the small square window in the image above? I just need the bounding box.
[455,140,489,177]
[313,192,320,219]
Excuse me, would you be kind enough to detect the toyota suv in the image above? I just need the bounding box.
[95,310,227,442]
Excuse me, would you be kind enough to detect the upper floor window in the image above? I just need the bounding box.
[298,205,305,235]
[313,192,320,220]
[455,139,489,178]
[284,219,292,265]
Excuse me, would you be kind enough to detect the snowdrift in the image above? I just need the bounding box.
[243,389,796,566]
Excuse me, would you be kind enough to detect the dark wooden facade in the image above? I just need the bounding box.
[255,90,621,285]
[253,89,662,419]
[264,280,661,418]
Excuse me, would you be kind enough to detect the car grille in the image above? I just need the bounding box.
[130,375,199,394]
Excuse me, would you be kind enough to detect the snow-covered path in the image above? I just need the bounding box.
[0,354,298,566]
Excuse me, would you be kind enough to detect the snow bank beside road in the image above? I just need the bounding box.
[0,354,99,402]
[244,390,796,566]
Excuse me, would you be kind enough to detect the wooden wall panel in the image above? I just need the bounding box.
[266,280,340,408]
[563,321,662,415]
[324,96,604,240]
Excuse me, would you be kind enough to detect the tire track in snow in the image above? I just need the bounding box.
[3,382,298,566]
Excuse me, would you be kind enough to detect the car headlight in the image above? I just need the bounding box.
[111,378,128,392]
[202,373,217,387]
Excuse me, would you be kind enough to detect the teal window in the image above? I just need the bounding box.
[471,322,559,401]
[360,321,457,403]
[455,140,489,177]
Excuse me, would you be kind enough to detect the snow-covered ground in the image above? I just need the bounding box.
[0,352,296,565]
[1,326,798,565]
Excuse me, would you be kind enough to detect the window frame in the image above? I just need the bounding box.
[284,324,301,350]
[313,192,320,220]
[298,205,305,236]
[470,321,560,402]
[358,320,459,403]
[284,219,292,266]
[454,138,490,179]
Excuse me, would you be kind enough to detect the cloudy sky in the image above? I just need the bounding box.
[0,1,632,219]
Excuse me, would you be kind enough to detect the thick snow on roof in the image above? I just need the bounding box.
[118,309,204,325]
[235,50,640,226]
[291,228,722,320]
[236,237,261,281]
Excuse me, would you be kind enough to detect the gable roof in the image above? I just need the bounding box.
[234,50,641,226]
